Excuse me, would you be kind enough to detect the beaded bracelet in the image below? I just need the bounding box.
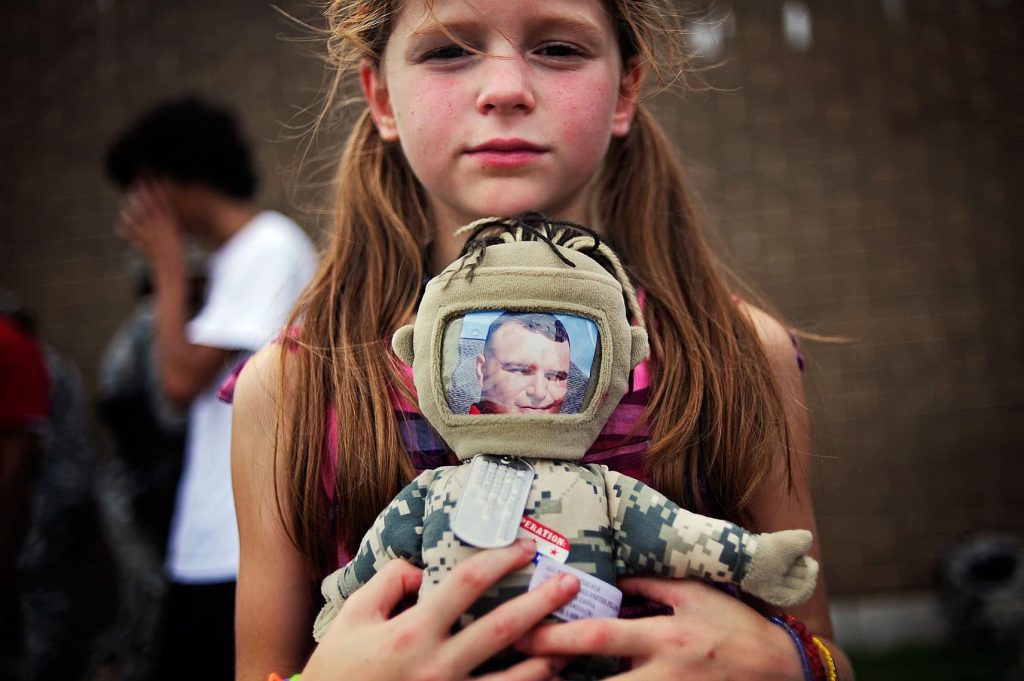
[769,614,830,681]
[267,674,302,681]
[812,635,839,681]
[769,615,816,681]
[782,614,827,681]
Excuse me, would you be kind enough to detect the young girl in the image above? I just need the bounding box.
[231,0,855,679]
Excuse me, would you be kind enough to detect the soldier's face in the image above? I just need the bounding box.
[475,323,570,414]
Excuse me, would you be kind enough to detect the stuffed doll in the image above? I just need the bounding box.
[314,216,818,677]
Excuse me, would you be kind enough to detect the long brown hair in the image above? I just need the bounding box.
[281,0,790,579]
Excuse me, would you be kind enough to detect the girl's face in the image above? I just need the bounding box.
[362,0,639,231]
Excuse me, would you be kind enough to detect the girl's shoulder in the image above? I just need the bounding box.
[219,328,303,406]
[225,341,298,414]
[733,299,806,387]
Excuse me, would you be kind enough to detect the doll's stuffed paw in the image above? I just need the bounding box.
[313,567,348,642]
[740,529,818,607]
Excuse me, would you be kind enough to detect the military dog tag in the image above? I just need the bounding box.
[453,455,535,549]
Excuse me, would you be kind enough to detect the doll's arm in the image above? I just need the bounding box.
[313,468,438,641]
[602,468,817,607]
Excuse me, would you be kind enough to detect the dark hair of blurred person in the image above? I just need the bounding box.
[105,97,257,200]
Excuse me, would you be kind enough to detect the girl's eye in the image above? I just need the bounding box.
[421,44,472,61]
[536,43,585,59]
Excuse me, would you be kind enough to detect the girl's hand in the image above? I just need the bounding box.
[517,577,805,680]
[303,539,581,681]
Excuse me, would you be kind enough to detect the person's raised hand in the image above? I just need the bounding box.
[116,179,185,274]
[303,538,581,681]
[516,577,806,680]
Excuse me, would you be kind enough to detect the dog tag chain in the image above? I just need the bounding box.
[453,455,535,549]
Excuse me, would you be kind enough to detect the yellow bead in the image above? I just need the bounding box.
[812,636,838,681]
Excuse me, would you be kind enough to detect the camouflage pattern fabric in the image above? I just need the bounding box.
[315,460,815,679]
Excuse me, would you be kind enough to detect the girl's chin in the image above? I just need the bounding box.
[464,200,585,224]
[466,181,589,219]
[431,188,590,228]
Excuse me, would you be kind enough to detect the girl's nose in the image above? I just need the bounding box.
[475,53,536,115]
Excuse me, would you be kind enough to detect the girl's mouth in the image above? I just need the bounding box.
[466,138,548,168]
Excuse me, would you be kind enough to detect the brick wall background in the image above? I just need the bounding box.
[1,0,1021,643]
[656,0,1024,596]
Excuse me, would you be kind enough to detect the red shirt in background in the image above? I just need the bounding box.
[0,315,49,430]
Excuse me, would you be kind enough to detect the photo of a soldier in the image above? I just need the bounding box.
[471,313,571,415]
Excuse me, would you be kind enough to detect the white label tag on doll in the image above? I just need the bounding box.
[453,455,535,549]
[528,556,622,620]
[518,516,570,564]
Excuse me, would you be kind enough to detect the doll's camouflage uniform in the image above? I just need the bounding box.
[314,218,818,677]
